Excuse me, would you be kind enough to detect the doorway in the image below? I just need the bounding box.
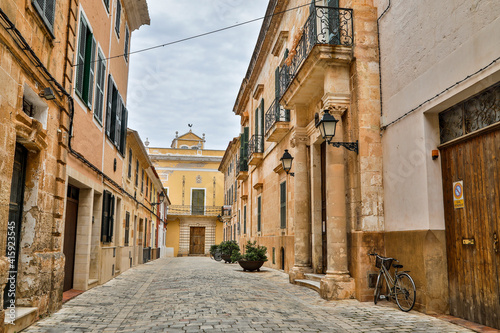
[189,227,205,255]
[321,142,327,273]
[4,144,27,309]
[441,129,500,329]
[63,185,80,292]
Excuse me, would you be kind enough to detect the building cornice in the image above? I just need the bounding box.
[123,0,150,31]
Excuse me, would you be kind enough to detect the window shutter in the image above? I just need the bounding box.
[243,206,247,234]
[275,67,280,99]
[87,36,96,108]
[124,27,130,61]
[75,17,87,98]
[44,0,55,30]
[104,0,110,11]
[114,95,122,147]
[260,98,265,139]
[105,75,113,137]
[120,107,128,155]
[257,197,261,232]
[115,0,122,37]
[128,149,132,178]
[109,194,115,241]
[254,107,259,136]
[94,52,106,122]
[101,191,110,242]
[280,182,286,229]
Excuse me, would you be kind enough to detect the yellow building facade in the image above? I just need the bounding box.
[147,130,224,256]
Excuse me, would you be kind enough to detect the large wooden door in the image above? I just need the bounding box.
[189,227,205,255]
[441,129,500,329]
[4,145,27,309]
[63,185,79,292]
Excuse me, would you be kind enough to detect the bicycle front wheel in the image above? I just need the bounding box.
[395,272,416,311]
[374,271,383,305]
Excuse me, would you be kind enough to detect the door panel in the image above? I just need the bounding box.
[189,227,205,255]
[441,129,500,329]
[4,145,27,309]
[63,185,79,292]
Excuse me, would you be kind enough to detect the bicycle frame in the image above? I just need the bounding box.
[379,261,398,299]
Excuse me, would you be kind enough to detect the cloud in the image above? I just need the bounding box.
[127,0,268,150]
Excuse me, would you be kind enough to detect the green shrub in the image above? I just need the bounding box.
[240,241,268,262]
[209,244,219,257]
[219,240,240,257]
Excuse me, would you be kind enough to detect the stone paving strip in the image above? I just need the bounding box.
[24,257,473,332]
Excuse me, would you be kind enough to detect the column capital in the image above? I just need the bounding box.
[289,127,308,148]
[322,92,349,117]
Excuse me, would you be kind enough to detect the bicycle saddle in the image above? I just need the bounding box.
[393,264,403,269]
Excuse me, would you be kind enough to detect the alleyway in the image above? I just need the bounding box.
[25,258,472,333]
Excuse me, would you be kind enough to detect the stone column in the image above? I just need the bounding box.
[289,127,313,282]
[319,65,355,299]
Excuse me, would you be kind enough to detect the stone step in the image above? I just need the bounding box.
[4,307,38,333]
[295,279,321,293]
[304,273,325,282]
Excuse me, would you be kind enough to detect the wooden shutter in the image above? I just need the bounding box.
[108,194,115,241]
[124,27,130,61]
[254,107,259,136]
[101,191,110,242]
[260,99,265,139]
[280,181,286,229]
[120,107,128,155]
[33,0,55,31]
[125,212,130,246]
[141,169,144,193]
[87,36,96,108]
[75,16,87,98]
[243,206,247,234]
[275,67,280,99]
[105,75,113,137]
[115,0,121,37]
[128,149,132,178]
[94,52,106,122]
[104,0,110,11]
[114,95,122,147]
[257,196,262,232]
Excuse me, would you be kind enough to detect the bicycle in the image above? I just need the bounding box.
[368,253,416,312]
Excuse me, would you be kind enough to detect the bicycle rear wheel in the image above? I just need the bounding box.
[395,272,416,311]
[374,271,383,304]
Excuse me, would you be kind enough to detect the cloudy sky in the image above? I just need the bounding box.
[127,0,269,150]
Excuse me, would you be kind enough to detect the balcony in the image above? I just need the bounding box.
[247,135,264,165]
[236,156,248,180]
[279,6,353,105]
[167,205,221,217]
[265,98,290,142]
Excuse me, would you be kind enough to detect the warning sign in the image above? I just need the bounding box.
[453,181,464,209]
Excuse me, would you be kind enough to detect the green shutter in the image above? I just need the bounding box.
[94,51,106,123]
[243,206,247,234]
[280,181,286,229]
[257,196,261,232]
[120,107,128,155]
[87,36,96,108]
[275,67,280,99]
[75,16,87,98]
[105,75,113,137]
[101,191,110,242]
[114,95,122,147]
[115,0,121,37]
[124,27,130,61]
[109,194,115,241]
[260,98,265,138]
[254,107,259,136]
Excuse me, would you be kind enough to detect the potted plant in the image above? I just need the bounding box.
[236,241,268,272]
[218,240,239,263]
[209,244,221,261]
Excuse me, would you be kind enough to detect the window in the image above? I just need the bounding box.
[257,196,261,232]
[141,169,144,193]
[243,205,247,234]
[135,159,139,187]
[101,190,115,242]
[254,99,264,136]
[105,75,128,154]
[124,212,130,246]
[103,0,110,12]
[23,97,35,117]
[94,50,106,123]
[124,26,130,62]
[145,176,149,198]
[76,14,96,108]
[115,0,122,37]
[32,0,55,33]
[128,149,132,179]
[280,181,286,229]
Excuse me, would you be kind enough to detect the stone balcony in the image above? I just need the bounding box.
[278,6,354,107]
[247,135,264,165]
[265,98,290,142]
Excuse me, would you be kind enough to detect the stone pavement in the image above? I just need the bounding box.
[24,257,473,333]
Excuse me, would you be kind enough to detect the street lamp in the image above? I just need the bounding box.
[316,109,358,154]
[151,191,166,206]
[280,149,295,176]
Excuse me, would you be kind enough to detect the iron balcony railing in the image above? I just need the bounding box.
[248,135,264,160]
[279,6,354,98]
[167,205,221,216]
[265,98,290,135]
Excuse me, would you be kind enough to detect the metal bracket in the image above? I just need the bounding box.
[328,140,359,154]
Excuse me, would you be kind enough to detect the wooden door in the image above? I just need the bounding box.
[191,189,205,215]
[189,227,205,255]
[4,145,27,309]
[321,142,328,273]
[441,129,500,329]
[63,185,79,292]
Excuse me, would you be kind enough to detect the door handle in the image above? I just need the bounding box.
[494,233,498,253]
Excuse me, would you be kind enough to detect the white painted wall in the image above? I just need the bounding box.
[376,0,500,231]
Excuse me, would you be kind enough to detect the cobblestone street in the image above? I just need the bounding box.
[25,257,473,333]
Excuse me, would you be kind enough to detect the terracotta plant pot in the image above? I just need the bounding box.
[238,260,264,272]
